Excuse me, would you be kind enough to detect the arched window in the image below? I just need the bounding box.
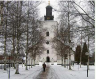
[46,41,49,44]
[47,50,49,54]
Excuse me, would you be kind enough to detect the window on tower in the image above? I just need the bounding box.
[46,41,49,44]
[46,32,49,36]
[47,50,49,54]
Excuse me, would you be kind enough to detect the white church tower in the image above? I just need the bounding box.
[36,1,58,65]
[36,1,74,65]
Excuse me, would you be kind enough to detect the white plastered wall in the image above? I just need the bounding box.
[38,21,58,63]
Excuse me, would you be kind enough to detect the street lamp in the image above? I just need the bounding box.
[85,52,89,77]
[8,53,11,79]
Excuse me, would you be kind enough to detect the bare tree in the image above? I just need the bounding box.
[55,0,95,70]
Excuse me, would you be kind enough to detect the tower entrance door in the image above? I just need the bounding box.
[46,56,50,62]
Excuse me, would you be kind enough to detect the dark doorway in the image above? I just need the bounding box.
[46,56,50,62]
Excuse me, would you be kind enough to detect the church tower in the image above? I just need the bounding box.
[44,1,54,20]
[33,1,58,65]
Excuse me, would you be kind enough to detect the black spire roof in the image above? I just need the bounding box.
[46,5,52,9]
[44,1,54,20]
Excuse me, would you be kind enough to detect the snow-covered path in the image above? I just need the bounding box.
[35,65,59,79]
[34,66,49,79]
[0,64,95,79]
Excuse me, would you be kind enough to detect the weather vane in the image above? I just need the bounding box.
[48,1,50,5]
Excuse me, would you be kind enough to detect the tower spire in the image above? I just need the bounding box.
[48,1,50,5]
[44,1,54,20]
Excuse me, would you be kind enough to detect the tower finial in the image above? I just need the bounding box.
[48,1,50,5]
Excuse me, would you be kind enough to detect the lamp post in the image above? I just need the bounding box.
[85,52,89,77]
[8,53,11,79]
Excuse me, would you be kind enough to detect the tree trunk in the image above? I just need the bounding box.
[64,58,66,68]
[25,54,28,70]
[31,59,32,68]
[0,2,3,29]
[67,58,68,69]
[4,2,8,70]
[88,35,90,70]
[13,58,16,69]
[62,57,63,66]
[29,59,30,69]
[12,23,16,69]
[68,1,71,70]
[15,32,20,74]
[25,2,29,70]
[34,59,35,66]
[69,54,71,70]
[4,57,6,70]
[15,61,19,74]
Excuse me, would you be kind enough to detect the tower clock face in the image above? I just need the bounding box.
[47,17,50,20]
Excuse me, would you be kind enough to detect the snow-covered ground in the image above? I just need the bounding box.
[0,64,42,79]
[0,63,95,79]
[50,65,95,79]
